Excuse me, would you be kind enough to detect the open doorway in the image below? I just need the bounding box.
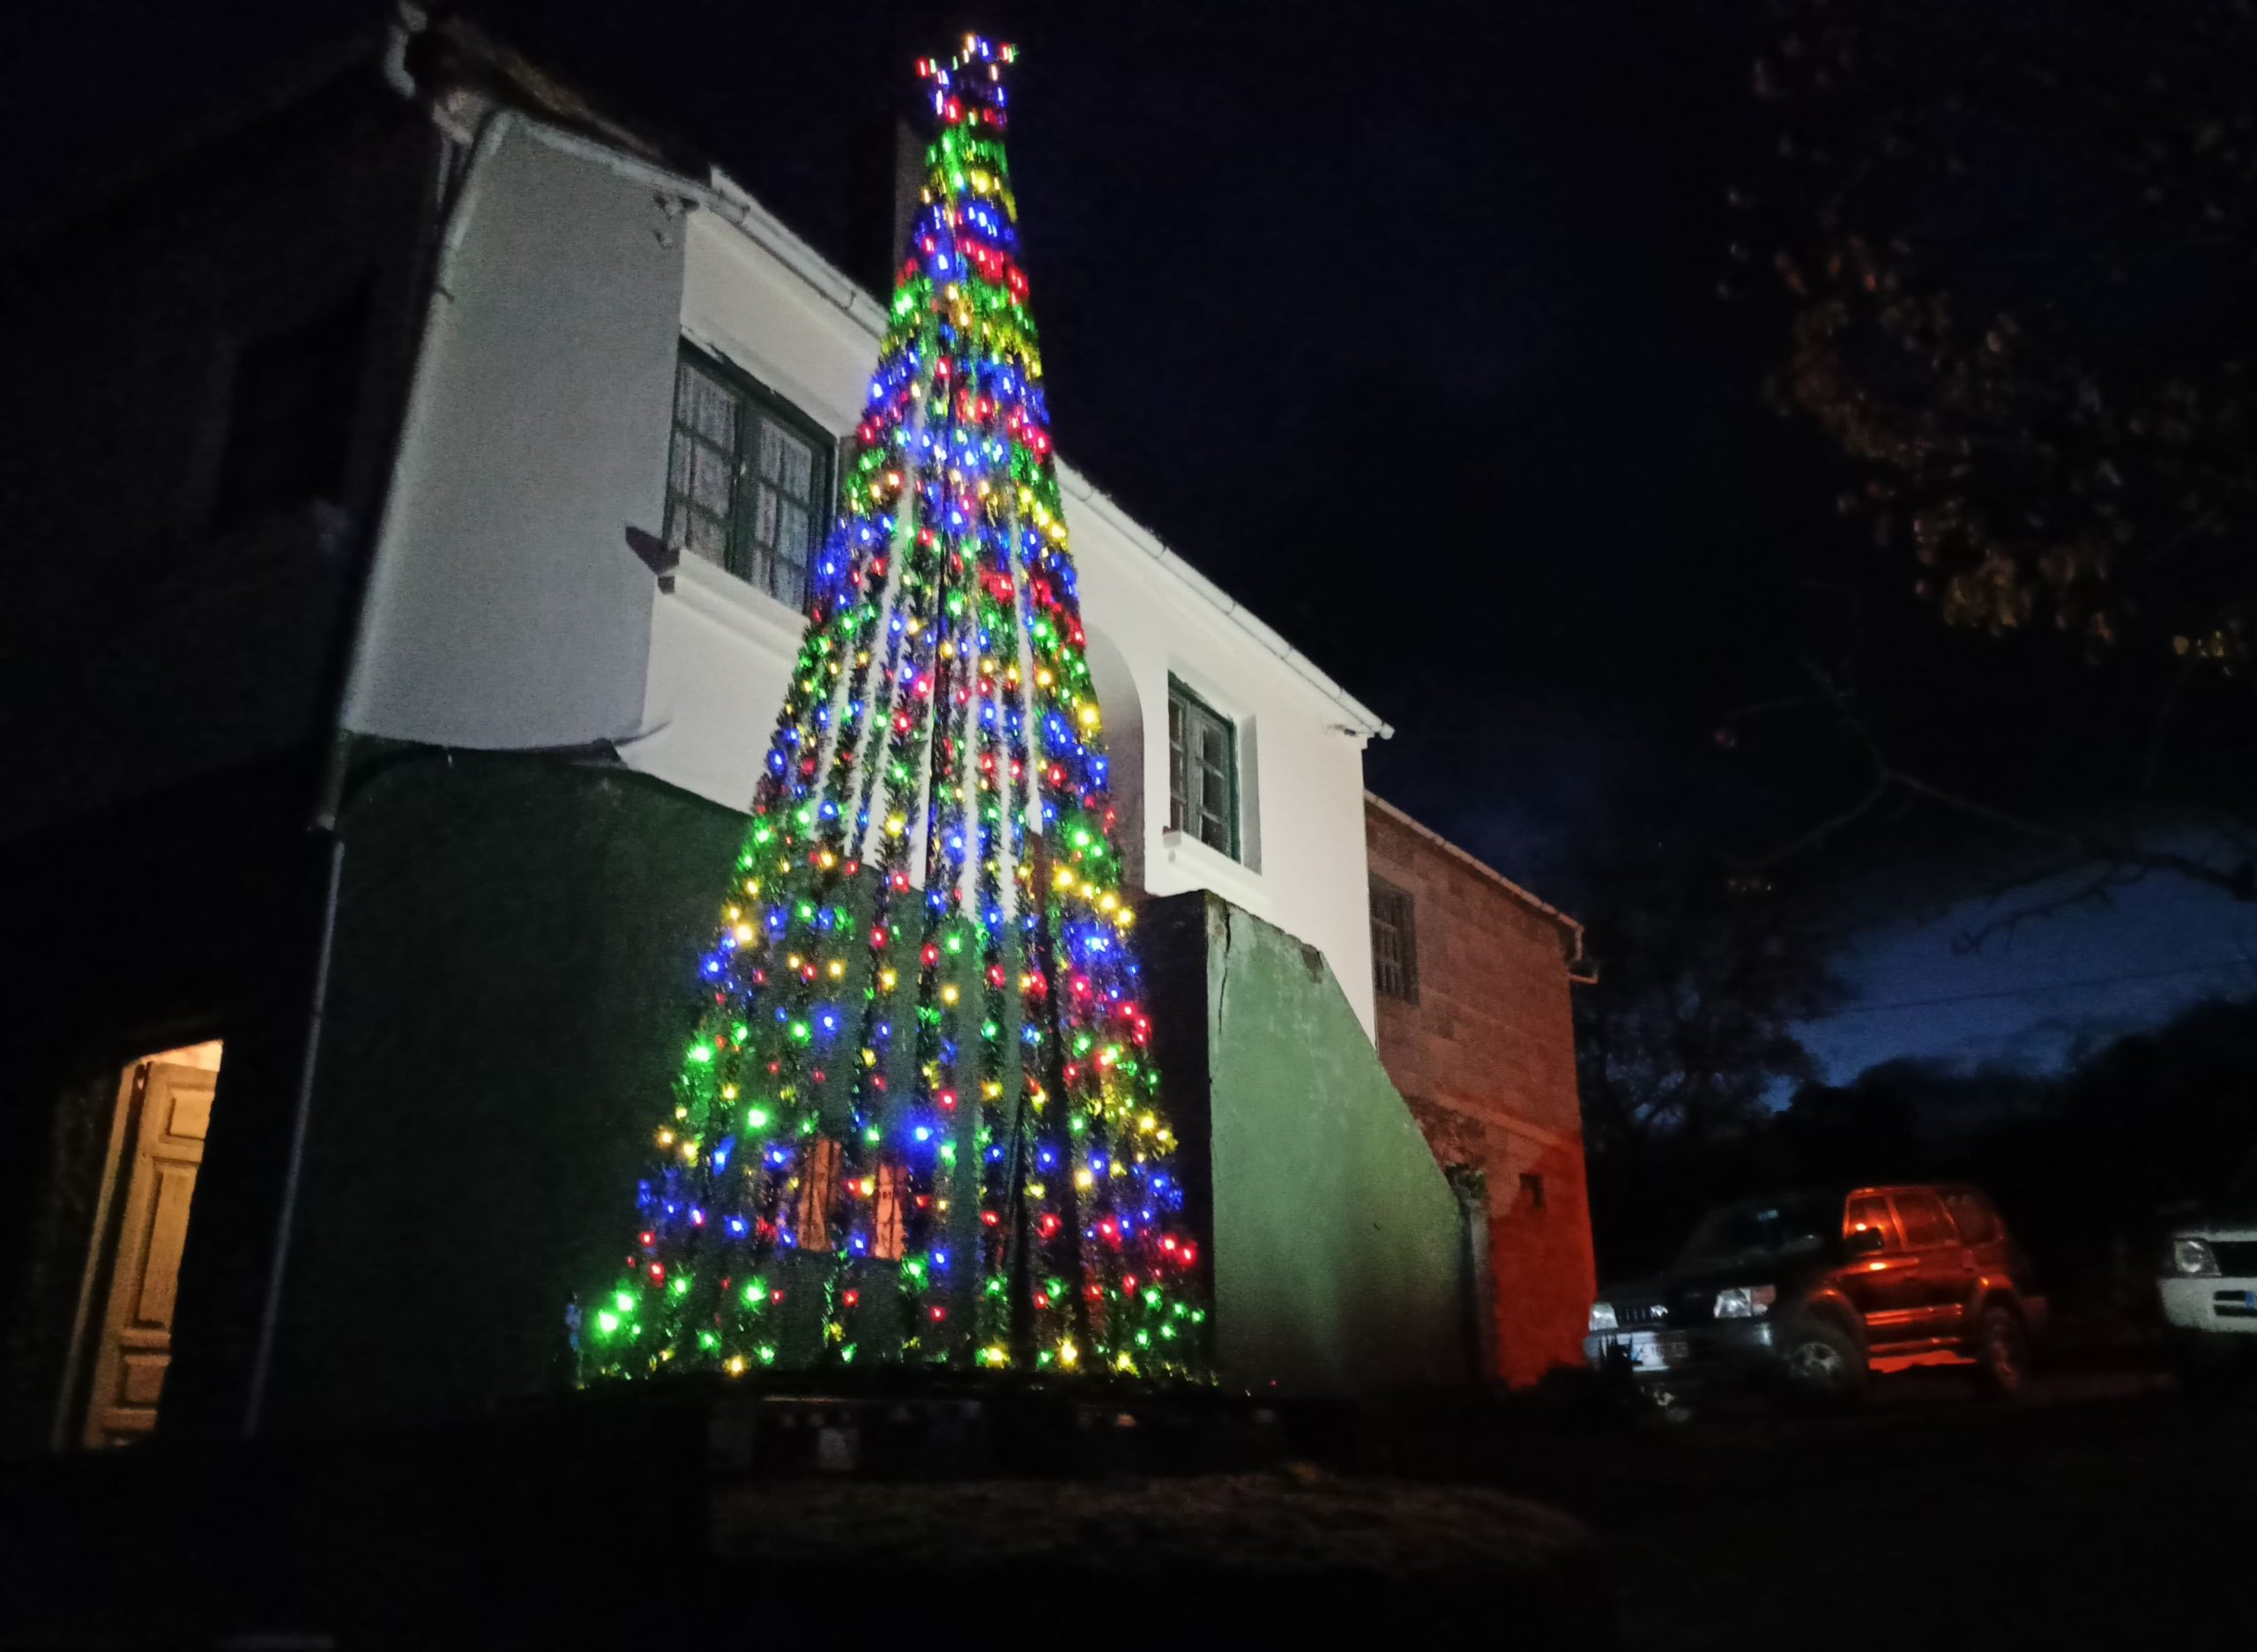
[59,1040,222,1447]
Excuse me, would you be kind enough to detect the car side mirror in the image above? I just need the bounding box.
[1846,1226,1886,1257]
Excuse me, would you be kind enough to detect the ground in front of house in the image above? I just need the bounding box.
[1418,1364,2249,1647]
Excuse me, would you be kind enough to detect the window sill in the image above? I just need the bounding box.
[1158,827,1263,901]
[663,553,808,652]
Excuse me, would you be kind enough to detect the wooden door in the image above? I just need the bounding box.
[82,1060,215,1447]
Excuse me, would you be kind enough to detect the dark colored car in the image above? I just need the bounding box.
[1584,1184,2048,1411]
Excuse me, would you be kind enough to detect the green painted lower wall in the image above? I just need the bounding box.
[268,749,1469,1429]
[268,747,741,1430]
[1144,893,1472,1396]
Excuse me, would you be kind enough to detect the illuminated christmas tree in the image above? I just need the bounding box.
[583,36,1207,1385]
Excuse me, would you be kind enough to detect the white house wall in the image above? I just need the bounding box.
[346,126,1383,1038]
[343,118,682,751]
[661,209,1382,1035]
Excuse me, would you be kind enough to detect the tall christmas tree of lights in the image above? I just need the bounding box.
[583,37,1208,1385]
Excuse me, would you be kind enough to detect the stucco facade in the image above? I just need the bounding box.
[343,111,1389,1039]
[3,22,1511,1450]
[1365,795,1598,1387]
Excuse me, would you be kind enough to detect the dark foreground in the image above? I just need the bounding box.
[9,1367,2246,1646]
[1444,1368,2249,1647]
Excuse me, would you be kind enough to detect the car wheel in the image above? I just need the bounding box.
[1779,1319,1865,1406]
[1973,1305,2031,1402]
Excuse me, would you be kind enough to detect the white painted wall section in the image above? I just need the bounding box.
[345,121,683,750]
[343,130,1387,1035]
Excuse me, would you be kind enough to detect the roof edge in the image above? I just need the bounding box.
[1365,792,1586,960]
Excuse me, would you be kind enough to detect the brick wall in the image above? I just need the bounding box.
[1365,798,1598,1387]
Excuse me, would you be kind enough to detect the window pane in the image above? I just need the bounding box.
[1371,882,1417,1001]
[1166,687,1238,860]
[682,363,738,445]
[667,435,691,501]
[1942,1190,1998,1245]
[781,495,806,557]
[1893,1191,1955,1249]
[1167,700,1188,830]
[674,507,727,566]
[760,419,815,500]
[777,495,810,560]
[689,439,734,517]
[1844,1194,1899,1251]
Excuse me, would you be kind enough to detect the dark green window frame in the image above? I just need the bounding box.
[662,342,834,611]
[1167,677,1240,860]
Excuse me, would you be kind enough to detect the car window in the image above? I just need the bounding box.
[1940,1188,1998,1245]
[1844,1194,1900,1251]
[1893,1189,1955,1249]
[1675,1194,1841,1270]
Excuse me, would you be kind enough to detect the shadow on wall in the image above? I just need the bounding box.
[1080,623,1144,892]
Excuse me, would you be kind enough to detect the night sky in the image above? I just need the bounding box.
[19,0,2251,1076]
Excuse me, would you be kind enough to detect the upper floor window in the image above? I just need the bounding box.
[1370,877,1419,1003]
[1167,678,1239,859]
[664,345,831,609]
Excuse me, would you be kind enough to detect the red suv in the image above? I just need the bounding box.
[1584,1184,2049,1413]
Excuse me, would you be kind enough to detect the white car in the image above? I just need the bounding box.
[2158,1212,2257,1385]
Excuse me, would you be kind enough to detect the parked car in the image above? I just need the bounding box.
[2157,1152,2257,1387]
[1585,1184,2048,1413]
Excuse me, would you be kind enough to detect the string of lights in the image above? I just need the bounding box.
[581,37,1209,1385]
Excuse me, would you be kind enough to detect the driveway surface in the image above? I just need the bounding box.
[1471,1369,2245,1646]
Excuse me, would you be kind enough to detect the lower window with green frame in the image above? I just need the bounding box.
[1167,678,1239,859]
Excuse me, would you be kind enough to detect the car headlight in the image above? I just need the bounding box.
[1714,1284,1777,1319]
[2167,1238,2220,1277]
[1589,1301,1618,1332]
